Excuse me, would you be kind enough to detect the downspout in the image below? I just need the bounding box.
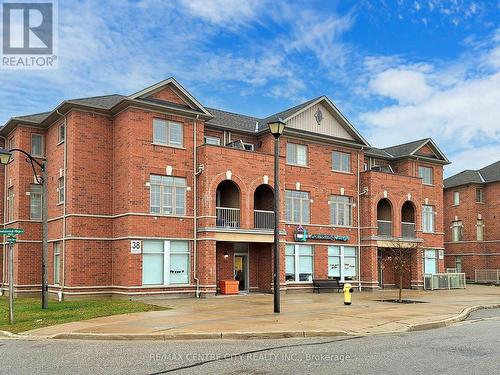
[0,135,6,295]
[193,114,200,298]
[357,147,369,292]
[56,109,67,301]
[357,150,361,291]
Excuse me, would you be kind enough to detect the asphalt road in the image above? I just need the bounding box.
[0,309,499,375]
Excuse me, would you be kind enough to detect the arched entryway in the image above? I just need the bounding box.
[216,180,240,228]
[401,201,416,238]
[254,184,274,229]
[377,198,393,236]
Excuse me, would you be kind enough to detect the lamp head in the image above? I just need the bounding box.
[267,118,286,139]
[0,149,12,165]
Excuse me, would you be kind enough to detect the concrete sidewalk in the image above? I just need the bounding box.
[20,285,500,340]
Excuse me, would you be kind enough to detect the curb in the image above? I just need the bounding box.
[2,304,499,341]
[46,330,350,341]
[407,304,500,331]
[0,330,14,338]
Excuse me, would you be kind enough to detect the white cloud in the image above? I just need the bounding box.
[177,0,267,27]
[284,10,354,68]
[368,66,434,104]
[444,144,500,177]
[360,30,500,172]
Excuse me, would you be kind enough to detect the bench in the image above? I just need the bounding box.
[312,278,343,293]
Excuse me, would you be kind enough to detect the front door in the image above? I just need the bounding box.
[234,255,247,291]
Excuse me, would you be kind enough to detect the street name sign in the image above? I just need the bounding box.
[0,228,24,235]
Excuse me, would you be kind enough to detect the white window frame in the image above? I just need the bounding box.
[57,176,65,204]
[327,245,358,281]
[54,242,61,285]
[453,191,460,206]
[332,151,351,173]
[149,175,187,216]
[455,256,462,273]
[7,187,14,222]
[30,184,42,220]
[330,195,353,226]
[476,188,484,203]
[153,119,183,147]
[142,240,190,285]
[422,205,435,233]
[58,123,65,143]
[285,190,310,224]
[423,249,438,274]
[8,137,15,161]
[476,219,484,241]
[242,142,254,151]
[31,134,44,157]
[285,244,313,283]
[451,220,462,242]
[204,136,220,145]
[286,143,308,166]
[419,166,433,185]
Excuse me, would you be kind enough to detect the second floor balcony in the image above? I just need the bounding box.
[377,198,417,239]
[215,179,275,231]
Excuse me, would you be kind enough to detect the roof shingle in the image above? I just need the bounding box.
[444,160,500,188]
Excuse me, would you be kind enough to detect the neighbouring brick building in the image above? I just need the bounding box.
[443,161,500,281]
[0,78,449,298]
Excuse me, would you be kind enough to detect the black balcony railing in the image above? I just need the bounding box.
[401,222,416,238]
[377,220,392,236]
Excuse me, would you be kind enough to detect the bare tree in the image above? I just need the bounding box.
[385,240,418,303]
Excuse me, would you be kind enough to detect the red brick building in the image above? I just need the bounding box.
[0,78,449,298]
[443,161,500,281]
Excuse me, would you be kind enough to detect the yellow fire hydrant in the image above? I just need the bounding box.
[343,283,353,305]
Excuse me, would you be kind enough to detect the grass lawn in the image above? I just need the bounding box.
[0,297,166,334]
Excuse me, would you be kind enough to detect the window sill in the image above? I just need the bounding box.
[331,170,353,175]
[56,202,64,206]
[286,281,313,284]
[57,141,65,146]
[286,163,309,168]
[141,283,191,287]
[422,183,434,187]
[150,213,189,218]
[151,143,185,150]
[284,222,310,225]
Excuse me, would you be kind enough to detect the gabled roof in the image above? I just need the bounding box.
[382,138,431,158]
[129,77,212,117]
[366,138,449,164]
[260,97,322,128]
[444,160,500,189]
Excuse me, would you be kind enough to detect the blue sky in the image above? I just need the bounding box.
[1,0,499,176]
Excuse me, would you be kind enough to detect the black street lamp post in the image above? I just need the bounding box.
[0,148,49,315]
[267,118,285,314]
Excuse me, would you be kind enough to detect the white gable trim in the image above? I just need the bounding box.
[283,96,370,146]
[129,77,212,116]
[411,139,449,163]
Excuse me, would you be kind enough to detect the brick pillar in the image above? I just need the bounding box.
[361,246,379,290]
[196,239,217,296]
[410,246,424,289]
